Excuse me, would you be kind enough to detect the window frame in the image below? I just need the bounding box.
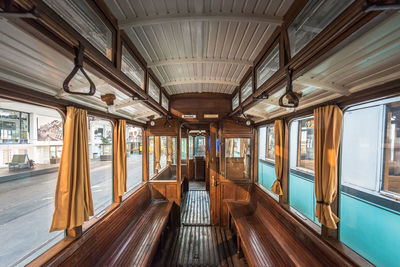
[240,76,253,103]
[121,40,146,90]
[148,76,161,103]
[221,136,253,181]
[0,107,30,144]
[43,0,117,62]
[265,124,275,162]
[256,43,280,90]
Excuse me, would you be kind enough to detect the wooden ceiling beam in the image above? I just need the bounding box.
[294,78,351,96]
[148,58,253,68]
[119,13,283,28]
[162,79,239,87]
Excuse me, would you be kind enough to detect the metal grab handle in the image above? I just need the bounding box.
[63,42,96,96]
[278,68,299,108]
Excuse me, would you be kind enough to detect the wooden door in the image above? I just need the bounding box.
[209,123,220,225]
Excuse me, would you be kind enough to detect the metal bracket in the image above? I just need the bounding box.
[278,67,300,108]
[63,42,96,96]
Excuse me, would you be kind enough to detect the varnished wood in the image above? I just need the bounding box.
[226,185,360,267]
[29,184,172,267]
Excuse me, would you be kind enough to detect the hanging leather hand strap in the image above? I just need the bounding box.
[279,67,299,108]
[63,42,96,96]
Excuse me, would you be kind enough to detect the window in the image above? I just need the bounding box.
[126,125,142,191]
[181,138,187,160]
[224,138,251,180]
[121,44,145,89]
[148,78,160,103]
[161,93,169,111]
[0,99,64,266]
[257,44,280,89]
[148,136,177,179]
[44,0,113,60]
[189,136,193,160]
[258,127,277,197]
[288,117,318,225]
[232,92,239,110]
[241,77,253,103]
[288,0,353,57]
[148,136,155,178]
[339,98,400,267]
[87,117,113,215]
[266,125,275,161]
[298,118,314,171]
[194,136,206,157]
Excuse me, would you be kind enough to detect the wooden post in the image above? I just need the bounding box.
[143,130,149,182]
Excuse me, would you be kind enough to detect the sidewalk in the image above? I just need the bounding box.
[0,160,111,184]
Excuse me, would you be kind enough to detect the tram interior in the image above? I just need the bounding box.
[0,0,400,266]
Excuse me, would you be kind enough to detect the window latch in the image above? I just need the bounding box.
[63,42,96,96]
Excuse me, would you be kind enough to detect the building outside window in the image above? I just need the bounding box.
[298,118,314,171]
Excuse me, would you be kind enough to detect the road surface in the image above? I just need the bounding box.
[0,155,142,266]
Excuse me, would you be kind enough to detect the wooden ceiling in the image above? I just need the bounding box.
[246,12,400,123]
[105,0,294,95]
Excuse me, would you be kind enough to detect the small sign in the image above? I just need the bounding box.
[204,114,219,119]
[182,114,196,118]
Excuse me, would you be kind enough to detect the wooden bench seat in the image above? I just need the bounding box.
[34,184,172,267]
[98,200,172,266]
[226,186,354,267]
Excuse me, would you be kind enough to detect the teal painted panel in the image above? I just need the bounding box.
[289,174,318,223]
[258,161,276,192]
[340,193,400,267]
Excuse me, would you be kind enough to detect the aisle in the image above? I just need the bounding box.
[154,183,247,266]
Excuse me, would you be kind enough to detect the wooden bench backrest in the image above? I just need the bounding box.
[252,186,352,266]
[44,184,152,266]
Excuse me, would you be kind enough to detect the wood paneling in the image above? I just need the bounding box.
[170,93,231,122]
[220,182,252,226]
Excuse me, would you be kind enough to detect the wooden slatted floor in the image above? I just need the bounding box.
[153,183,247,266]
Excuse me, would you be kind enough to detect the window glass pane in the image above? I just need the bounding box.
[160,136,167,169]
[121,45,145,89]
[241,77,253,103]
[149,136,177,180]
[224,138,251,180]
[288,118,318,225]
[232,93,239,110]
[181,138,187,160]
[189,136,193,160]
[195,136,206,157]
[298,118,314,171]
[148,78,160,103]
[288,0,353,57]
[126,125,142,191]
[258,126,277,198]
[0,99,64,266]
[88,117,113,215]
[148,136,154,178]
[257,44,280,89]
[162,93,169,111]
[339,98,400,267]
[44,0,113,60]
[266,125,275,160]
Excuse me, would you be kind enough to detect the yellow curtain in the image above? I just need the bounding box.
[114,120,127,196]
[50,107,93,232]
[314,105,343,229]
[271,120,284,195]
